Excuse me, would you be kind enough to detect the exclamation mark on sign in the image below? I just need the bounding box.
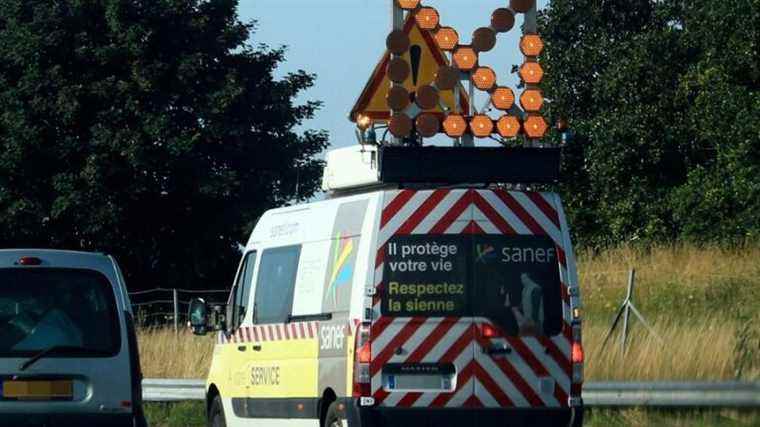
[410,45,422,87]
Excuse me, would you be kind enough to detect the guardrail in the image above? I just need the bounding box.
[584,381,760,407]
[143,379,206,402]
[142,379,760,408]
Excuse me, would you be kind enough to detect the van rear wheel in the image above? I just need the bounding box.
[325,402,344,427]
[208,395,226,427]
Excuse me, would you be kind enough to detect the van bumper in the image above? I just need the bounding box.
[0,413,138,427]
[346,400,584,427]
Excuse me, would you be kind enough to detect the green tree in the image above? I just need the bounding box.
[540,0,760,246]
[0,0,328,289]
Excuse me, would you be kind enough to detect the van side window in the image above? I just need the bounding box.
[232,251,257,328]
[253,246,301,324]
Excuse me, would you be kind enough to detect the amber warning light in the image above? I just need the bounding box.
[349,0,556,144]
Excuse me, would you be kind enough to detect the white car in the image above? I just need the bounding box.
[0,249,146,427]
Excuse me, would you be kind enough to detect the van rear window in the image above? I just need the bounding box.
[472,235,563,337]
[0,268,121,357]
[381,235,564,337]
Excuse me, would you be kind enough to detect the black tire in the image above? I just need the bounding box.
[324,402,344,427]
[208,395,226,427]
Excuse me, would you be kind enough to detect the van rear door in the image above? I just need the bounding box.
[470,190,572,409]
[370,189,477,409]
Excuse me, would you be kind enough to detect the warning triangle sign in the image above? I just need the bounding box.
[350,14,470,123]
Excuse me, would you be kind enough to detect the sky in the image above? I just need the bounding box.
[237,0,549,152]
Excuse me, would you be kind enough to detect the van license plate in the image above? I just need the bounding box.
[2,380,73,400]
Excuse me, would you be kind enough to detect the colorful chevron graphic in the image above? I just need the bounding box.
[326,231,355,306]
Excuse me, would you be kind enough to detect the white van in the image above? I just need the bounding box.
[190,146,584,427]
[0,249,146,427]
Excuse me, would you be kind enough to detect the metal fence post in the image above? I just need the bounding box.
[603,267,663,355]
[173,288,179,333]
[621,269,635,355]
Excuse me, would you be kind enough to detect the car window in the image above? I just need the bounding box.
[253,246,301,324]
[0,268,121,356]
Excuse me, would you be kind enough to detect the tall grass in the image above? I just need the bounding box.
[579,244,760,283]
[585,408,760,427]
[137,244,760,381]
[137,328,215,379]
[578,243,760,381]
[137,317,759,381]
[578,243,760,320]
[585,316,759,381]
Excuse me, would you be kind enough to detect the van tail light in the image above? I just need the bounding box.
[353,322,372,399]
[570,324,584,398]
[571,341,584,364]
[481,323,498,338]
[17,257,42,266]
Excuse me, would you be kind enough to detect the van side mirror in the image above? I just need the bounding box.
[189,298,227,336]
[209,304,226,332]
[188,298,209,335]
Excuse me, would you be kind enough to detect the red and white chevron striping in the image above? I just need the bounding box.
[370,189,575,409]
[218,321,320,344]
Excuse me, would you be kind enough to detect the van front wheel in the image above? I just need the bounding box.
[208,395,226,427]
[325,402,344,427]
